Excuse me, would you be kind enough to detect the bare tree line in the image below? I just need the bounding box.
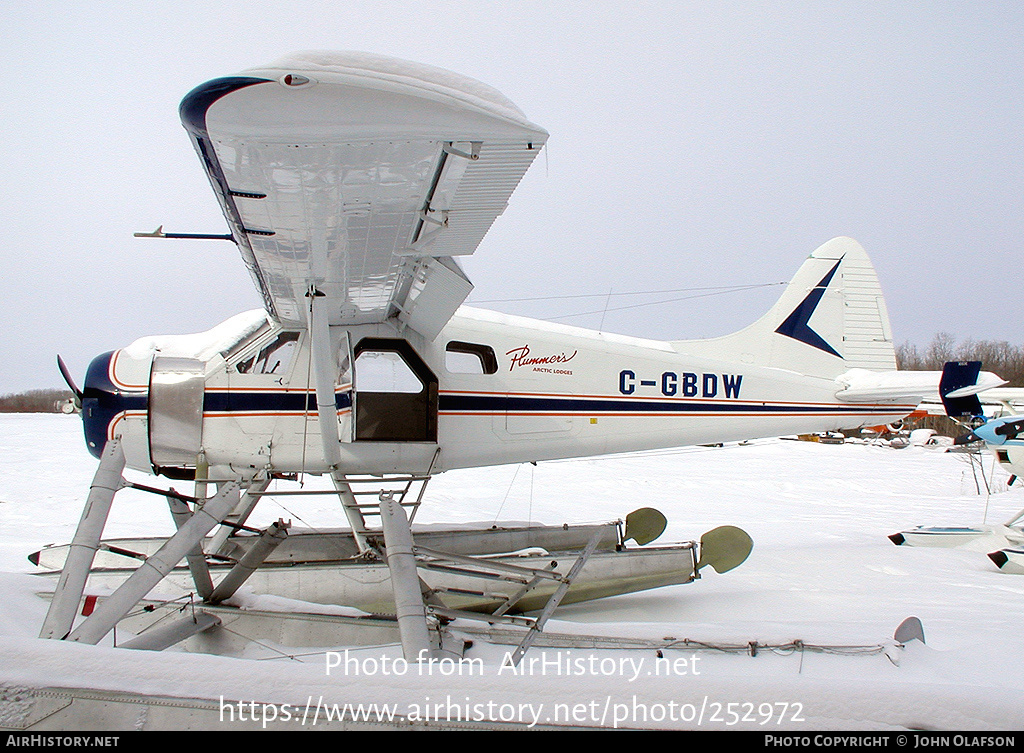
[896,334,1024,387]
[0,389,73,413]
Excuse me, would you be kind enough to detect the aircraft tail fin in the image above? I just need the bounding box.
[939,361,986,417]
[672,237,895,379]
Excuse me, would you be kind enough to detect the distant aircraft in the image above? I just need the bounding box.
[889,375,1024,571]
[955,414,1024,482]
[952,413,1024,574]
[45,51,1002,657]
[915,387,1024,419]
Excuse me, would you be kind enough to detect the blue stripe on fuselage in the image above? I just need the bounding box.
[437,394,897,415]
[203,391,352,412]
[201,391,899,416]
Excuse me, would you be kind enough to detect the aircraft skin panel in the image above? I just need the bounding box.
[424,313,912,471]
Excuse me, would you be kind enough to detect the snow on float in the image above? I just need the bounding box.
[30,510,752,632]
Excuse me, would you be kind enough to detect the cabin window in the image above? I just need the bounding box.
[355,350,423,393]
[997,450,1011,463]
[236,331,300,375]
[445,341,498,374]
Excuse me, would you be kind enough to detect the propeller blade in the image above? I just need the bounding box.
[57,355,83,401]
[954,431,981,446]
[995,419,1024,441]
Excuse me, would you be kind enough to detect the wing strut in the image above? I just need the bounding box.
[305,286,371,551]
[306,286,343,468]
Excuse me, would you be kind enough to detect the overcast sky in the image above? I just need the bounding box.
[3,1,1022,394]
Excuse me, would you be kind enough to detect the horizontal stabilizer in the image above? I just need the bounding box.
[835,366,1006,405]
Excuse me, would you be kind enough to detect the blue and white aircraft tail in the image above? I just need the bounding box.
[674,236,896,377]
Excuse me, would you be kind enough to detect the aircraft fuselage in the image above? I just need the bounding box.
[81,306,912,479]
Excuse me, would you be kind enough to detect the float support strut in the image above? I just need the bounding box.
[379,491,433,661]
[208,520,290,604]
[66,481,243,645]
[506,528,603,667]
[40,438,126,640]
[208,475,271,557]
[119,611,221,652]
[167,496,215,601]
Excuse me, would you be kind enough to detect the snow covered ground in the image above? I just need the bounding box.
[1,413,1023,730]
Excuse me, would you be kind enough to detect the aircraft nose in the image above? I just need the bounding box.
[81,351,118,458]
[970,423,1004,446]
[81,351,148,458]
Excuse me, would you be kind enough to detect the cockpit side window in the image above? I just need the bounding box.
[445,341,498,374]
[236,331,300,375]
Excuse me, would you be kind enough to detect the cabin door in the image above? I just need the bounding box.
[353,338,437,442]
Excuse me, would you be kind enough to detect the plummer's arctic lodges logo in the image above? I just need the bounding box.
[506,345,577,375]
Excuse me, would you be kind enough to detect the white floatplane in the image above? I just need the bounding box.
[955,413,1024,571]
[889,379,1024,561]
[42,51,999,661]
[957,414,1024,482]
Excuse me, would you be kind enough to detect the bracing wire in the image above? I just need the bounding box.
[468,281,785,305]
[545,282,787,322]
[492,464,523,524]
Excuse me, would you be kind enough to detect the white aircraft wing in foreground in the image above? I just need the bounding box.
[180,52,548,340]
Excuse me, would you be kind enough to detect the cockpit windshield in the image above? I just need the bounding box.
[236,331,300,375]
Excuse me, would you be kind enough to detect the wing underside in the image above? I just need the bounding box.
[180,52,548,340]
